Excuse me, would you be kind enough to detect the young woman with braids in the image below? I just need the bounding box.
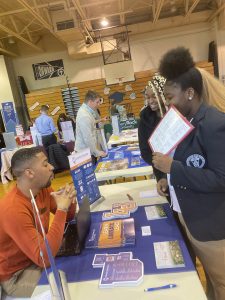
[152,47,225,300]
[138,74,167,182]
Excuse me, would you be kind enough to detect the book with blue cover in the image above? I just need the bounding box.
[85,218,135,249]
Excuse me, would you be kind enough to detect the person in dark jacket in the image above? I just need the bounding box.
[153,47,225,300]
[138,74,167,182]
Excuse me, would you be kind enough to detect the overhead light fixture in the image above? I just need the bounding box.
[8,36,16,44]
[170,6,177,13]
[100,18,109,27]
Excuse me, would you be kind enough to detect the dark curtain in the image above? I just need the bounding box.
[208,41,219,78]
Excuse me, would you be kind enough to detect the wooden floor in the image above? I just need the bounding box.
[0,171,207,293]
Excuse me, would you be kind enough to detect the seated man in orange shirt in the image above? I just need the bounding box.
[0,147,76,297]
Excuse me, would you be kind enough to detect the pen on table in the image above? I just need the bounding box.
[127,193,134,201]
[144,284,177,292]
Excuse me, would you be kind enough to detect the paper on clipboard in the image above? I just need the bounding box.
[148,105,194,155]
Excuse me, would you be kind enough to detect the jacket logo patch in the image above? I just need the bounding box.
[186,154,205,168]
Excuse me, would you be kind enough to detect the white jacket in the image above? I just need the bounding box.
[75,104,101,157]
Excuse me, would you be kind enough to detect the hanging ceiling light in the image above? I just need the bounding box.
[8,36,16,44]
[100,18,109,27]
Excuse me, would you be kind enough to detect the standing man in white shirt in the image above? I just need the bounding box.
[75,90,107,165]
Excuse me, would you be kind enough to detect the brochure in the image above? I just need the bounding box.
[153,240,185,269]
[85,218,135,249]
[92,252,133,268]
[145,205,167,220]
[102,202,138,221]
[130,156,141,166]
[61,121,75,142]
[68,148,101,205]
[99,258,143,288]
[95,158,129,173]
[92,251,143,288]
[148,105,194,155]
[140,189,159,198]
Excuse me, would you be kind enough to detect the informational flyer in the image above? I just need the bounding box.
[1,102,18,133]
[99,258,143,288]
[148,105,194,154]
[144,205,167,220]
[111,115,120,136]
[68,148,101,205]
[61,121,75,142]
[153,240,185,269]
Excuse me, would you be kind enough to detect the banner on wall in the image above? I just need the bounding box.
[1,102,17,133]
[32,59,64,80]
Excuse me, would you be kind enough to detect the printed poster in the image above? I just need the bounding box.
[1,102,17,133]
[68,148,101,205]
[61,121,75,142]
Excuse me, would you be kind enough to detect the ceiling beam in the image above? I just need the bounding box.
[208,2,225,22]
[16,0,66,45]
[82,10,133,22]
[0,23,43,51]
[81,0,117,8]
[119,0,125,24]
[0,46,18,57]
[71,0,92,31]
[71,0,95,43]
[0,1,66,17]
[184,0,200,18]
[19,19,35,35]
[9,15,19,33]
[153,0,164,23]
[184,0,189,14]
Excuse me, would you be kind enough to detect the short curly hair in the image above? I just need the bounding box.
[159,47,203,97]
[11,147,43,177]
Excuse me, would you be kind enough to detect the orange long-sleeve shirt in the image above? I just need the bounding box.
[0,186,75,281]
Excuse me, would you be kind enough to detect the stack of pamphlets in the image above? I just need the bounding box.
[153,240,185,269]
[130,156,141,166]
[92,252,143,288]
[95,158,129,173]
[85,218,135,249]
[102,202,138,220]
[144,205,167,220]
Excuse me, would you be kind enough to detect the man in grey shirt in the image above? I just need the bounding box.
[75,90,107,165]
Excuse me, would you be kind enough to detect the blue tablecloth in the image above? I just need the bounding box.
[39,204,195,285]
[96,145,148,170]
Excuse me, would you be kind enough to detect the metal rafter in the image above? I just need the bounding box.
[184,0,200,18]
[119,0,125,24]
[71,0,95,43]
[71,0,92,31]
[0,46,17,56]
[208,2,225,22]
[153,0,164,23]
[0,1,66,17]
[16,0,66,45]
[0,22,43,51]
[81,0,117,8]
[82,10,133,22]
[19,18,35,35]
[184,0,189,14]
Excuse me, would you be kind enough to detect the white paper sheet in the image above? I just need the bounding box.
[140,189,159,198]
[148,106,194,154]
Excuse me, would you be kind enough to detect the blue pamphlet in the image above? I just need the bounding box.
[68,148,101,205]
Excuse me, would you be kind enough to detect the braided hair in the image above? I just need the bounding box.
[147,74,167,117]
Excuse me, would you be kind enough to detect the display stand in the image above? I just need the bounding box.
[61,76,80,120]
